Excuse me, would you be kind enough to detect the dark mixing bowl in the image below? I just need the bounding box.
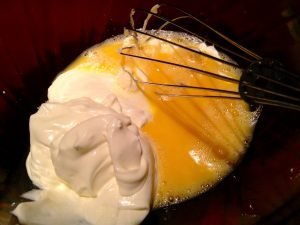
[0,0,300,224]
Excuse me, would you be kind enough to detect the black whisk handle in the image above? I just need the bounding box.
[239,59,300,111]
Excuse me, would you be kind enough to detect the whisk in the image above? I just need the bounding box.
[120,4,300,111]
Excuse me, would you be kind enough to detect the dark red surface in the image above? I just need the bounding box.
[0,0,300,224]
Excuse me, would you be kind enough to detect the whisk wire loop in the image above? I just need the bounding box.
[120,44,240,84]
[134,6,259,63]
[158,4,263,60]
[123,4,300,112]
[124,28,242,69]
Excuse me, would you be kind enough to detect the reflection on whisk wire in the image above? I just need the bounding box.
[120,4,300,112]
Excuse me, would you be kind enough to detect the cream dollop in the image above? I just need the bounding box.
[13,94,154,224]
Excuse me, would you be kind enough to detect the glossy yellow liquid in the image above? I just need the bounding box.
[67,32,258,207]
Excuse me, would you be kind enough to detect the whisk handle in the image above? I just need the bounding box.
[239,59,300,111]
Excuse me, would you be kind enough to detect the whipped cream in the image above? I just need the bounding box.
[13,61,155,224]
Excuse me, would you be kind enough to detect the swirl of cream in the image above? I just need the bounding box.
[52,109,149,197]
[13,97,155,225]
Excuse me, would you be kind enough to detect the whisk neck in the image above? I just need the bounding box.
[240,59,300,111]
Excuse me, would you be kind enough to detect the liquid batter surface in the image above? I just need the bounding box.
[68,31,259,206]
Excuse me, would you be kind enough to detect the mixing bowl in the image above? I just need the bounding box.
[0,0,299,224]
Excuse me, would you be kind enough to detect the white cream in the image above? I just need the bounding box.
[13,65,155,225]
[48,69,151,127]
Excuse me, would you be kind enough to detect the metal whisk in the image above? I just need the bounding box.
[120,4,300,111]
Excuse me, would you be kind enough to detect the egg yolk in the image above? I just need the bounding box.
[67,32,258,207]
